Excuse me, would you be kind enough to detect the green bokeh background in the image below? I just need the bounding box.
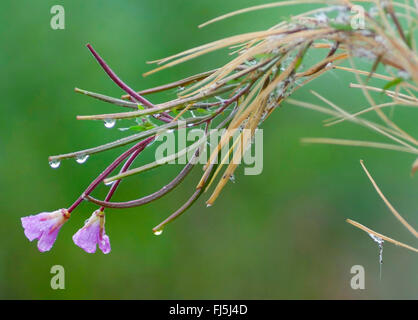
[0,0,417,299]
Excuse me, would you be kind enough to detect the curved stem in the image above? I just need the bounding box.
[152,189,202,232]
[99,142,153,212]
[152,162,215,232]
[87,44,154,108]
[87,123,211,209]
[67,136,154,213]
[86,150,199,208]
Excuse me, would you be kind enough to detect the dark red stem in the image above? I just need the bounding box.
[67,136,154,213]
[98,137,156,212]
[86,43,155,108]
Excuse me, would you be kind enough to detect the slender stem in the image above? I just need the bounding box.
[86,44,155,108]
[121,69,218,99]
[152,189,202,232]
[209,83,251,120]
[67,136,154,213]
[86,149,199,208]
[87,44,176,124]
[360,160,418,238]
[74,88,138,109]
[99,141,154,212]
[103,134,206,183]
[76,84,240,121]
[49,116,209,161]
[346,219,418,253]
[87,123,210,208]
[385,4,408,45]
[152,162,215,232]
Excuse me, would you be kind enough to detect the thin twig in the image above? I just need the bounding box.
[360,160,418,238]
[346,219,418,253]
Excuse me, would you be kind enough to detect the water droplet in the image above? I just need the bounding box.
[104,118,116,129]
[104,180,115,186]
[76,154,89,164]
[369,233,384,245]
[49,159,61,169]
[369,233,384,279]
[229,174,235,183]
[206,203,212,207]
[153,229,163,236]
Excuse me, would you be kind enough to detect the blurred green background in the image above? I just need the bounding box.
[0,0,417,299]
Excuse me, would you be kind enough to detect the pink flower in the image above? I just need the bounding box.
[72,210,111,254]
[21,209,70,252]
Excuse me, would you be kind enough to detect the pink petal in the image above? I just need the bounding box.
[37,226,61,252]
[99,234,111,254]
[21,215,45,241]
[21,209,69,252]
[73,224,100,254]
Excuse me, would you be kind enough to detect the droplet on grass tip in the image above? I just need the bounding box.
[153,229,163,236]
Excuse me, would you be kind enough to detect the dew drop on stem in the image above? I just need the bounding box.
[49,159,61,169]
[75,154,89,164]
[153,229,163,236]
[104,118,116,129]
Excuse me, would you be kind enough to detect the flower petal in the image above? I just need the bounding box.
[21,215,45,241]
[21,209,69,252]
[99,234,111,254]
[37,226,61,252]
[73,220,101,254]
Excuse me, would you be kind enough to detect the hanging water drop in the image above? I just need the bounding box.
[49,159,61,169]
[76,154,89,164]
[229,174,235,183]
[368,233,384,279]
[104,118,116,129]
[153,229,163,236]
